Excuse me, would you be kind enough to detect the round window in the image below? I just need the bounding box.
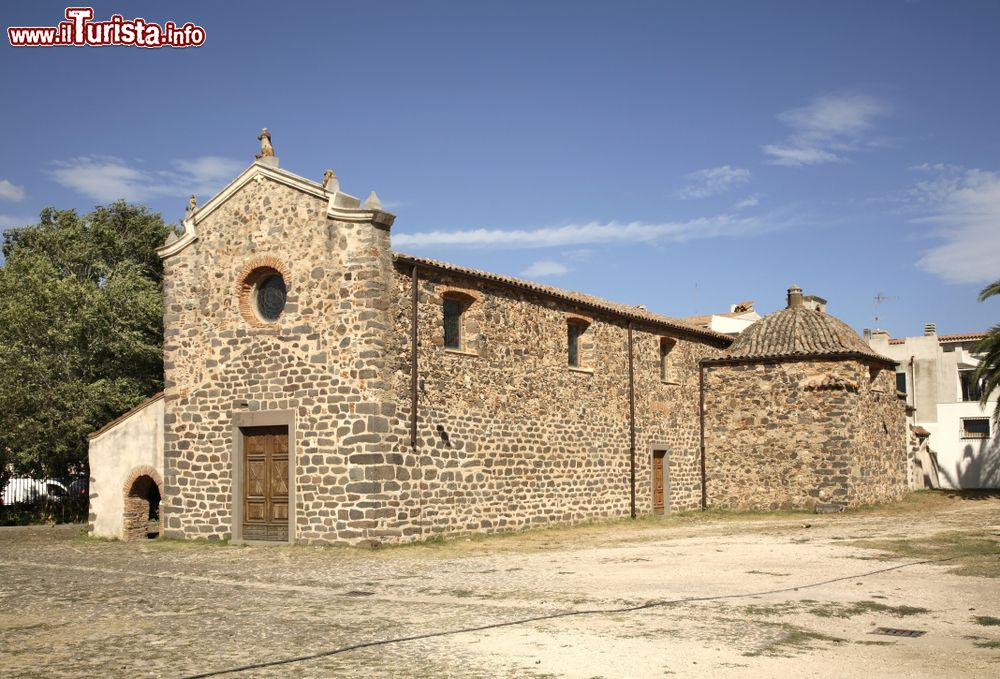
[255,274,287,321]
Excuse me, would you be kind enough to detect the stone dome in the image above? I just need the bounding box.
[724,285,892,363]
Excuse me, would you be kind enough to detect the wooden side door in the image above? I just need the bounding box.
[652,450,665,515]
[243,426,289,541]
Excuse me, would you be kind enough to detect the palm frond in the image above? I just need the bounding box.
[978,278,1000,302]
[972,321,1000,424]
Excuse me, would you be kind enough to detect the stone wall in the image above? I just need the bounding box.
[380,266,722,539]
[158,162,907,545]
[122,465,164,541]
[852,365,908,505]
[160,165,725,544]
[161,171,401,542]
[703,358,906,510]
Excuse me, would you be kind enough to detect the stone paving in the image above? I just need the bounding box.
[1,495,998,678]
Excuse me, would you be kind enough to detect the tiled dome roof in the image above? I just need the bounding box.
[724,286,893,363]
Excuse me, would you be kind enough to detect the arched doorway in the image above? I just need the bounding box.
[122,466,163,541]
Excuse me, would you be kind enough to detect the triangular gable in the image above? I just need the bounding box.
[158,160,331,259]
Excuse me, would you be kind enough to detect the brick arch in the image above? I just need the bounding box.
[436,284,481,306]
[235,255,293,327]
[122,465,163,542]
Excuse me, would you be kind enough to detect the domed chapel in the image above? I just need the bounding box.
[701,286,907,512]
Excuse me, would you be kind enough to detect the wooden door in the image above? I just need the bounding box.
[242,426,289,541]
[652,450,665,515]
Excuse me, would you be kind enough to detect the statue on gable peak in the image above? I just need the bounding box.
[256,128,275,158]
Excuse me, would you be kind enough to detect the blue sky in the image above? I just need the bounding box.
[2,1,998,336]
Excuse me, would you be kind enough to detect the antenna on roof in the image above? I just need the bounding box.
[874,292,896,330]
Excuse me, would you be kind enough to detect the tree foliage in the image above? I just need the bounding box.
[0,202,171,481]
[973,278,1000,424]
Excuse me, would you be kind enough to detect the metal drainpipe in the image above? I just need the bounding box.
[628,322,636,519]
[410,265,419,449]
[699,362,707,510]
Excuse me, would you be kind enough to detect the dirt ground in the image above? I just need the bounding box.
[0,492,998,678]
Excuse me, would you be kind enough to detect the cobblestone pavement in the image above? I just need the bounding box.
[1,494,998,678]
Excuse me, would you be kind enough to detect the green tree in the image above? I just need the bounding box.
[0,201,171,484]
[973,278,1000,424]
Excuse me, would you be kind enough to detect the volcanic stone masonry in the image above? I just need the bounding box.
[700,286,908,512]
[139,155,908,545]
[158,159,738,544]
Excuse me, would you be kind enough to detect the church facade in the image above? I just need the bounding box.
[88,147,909,544]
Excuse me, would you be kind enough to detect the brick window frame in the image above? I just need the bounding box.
[436,285,482,356]
[236,256,292,327]
[566,314,594,371]
[659,336,678,384]
[868,365,886,393]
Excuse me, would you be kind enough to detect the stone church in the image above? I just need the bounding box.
[87,138,908,544]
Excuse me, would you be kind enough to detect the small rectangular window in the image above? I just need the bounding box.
[961,417,990,439]
[443,297,463,350]
[895,372,907,394]
[568,322,583,367]
[659,337,676,382]
[959,370,983,402]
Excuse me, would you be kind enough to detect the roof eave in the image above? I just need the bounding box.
[394,253,732,347]
[701,351,898,368]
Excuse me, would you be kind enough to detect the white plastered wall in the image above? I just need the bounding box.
[87,396,165,539]
[930,403,1000,489]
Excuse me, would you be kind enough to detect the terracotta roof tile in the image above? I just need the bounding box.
[722,307,894,364]
[938,332,986,342]
[393,253,733,345]
[887,332,985,345]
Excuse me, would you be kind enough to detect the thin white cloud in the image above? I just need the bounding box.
[380,199,408,211]
[561,248,593,261]
[521,260,570,277]
[393,213,778,250]
[50,157,152,202]
[0,180,26,202]
[909,162,963,174]
[49,155,244,203]
[169,157,246,197]
[675,165,750,199]
[763,92,889,166]
[909,165,1000,285]
[761,144,840,166]
[733,194,761,210]
[0,213,36,230]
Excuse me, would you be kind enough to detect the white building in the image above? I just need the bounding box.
[682,300,761,335]
[868,324,998,489]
